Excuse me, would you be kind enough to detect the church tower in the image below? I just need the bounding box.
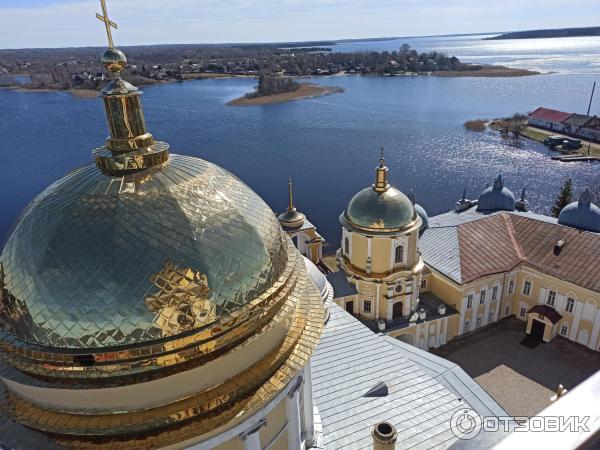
[278,178,325,265]
[337,152,424,323]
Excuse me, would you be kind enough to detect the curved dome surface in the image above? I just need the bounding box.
[477,175,515,212]
[414,204,429,232]
[0,154,288,349]
[342,187,417,232]
[558,191,600,233]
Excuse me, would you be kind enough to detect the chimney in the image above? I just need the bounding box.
[438,304,446,315]
[372,422,397,450]
[418,308,427,321]
[554,240,565,256]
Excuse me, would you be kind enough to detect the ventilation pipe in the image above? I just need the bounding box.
[372,421,397,450]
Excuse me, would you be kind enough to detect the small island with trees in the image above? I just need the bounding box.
[228,73,343,106]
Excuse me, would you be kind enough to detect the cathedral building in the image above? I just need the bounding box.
[330,156,457,349]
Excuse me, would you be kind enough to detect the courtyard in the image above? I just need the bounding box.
[431,317,600,416]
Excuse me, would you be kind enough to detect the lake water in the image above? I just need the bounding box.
[1,35,600,248]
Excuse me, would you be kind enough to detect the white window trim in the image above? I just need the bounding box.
[508,278,515,295]
[522,280,532,296]
[491,285,499,301]
[560,323,569,337]
[565,297,575,314]
[467,294,473,309]
[547,290,557,307]
[479,290,486,305]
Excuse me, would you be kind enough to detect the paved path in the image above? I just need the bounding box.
[432,318,600,416]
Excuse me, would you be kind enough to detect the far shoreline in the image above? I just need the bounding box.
[1,64,541,99]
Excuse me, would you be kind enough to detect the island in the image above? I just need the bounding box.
[228,74,343,106]
[485,26,600,40]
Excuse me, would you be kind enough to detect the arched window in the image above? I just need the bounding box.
[395,245,404,264]
[344,237,350,255]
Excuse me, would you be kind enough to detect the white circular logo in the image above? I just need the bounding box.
[450,408,482,440]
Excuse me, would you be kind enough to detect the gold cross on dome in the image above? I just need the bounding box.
[96,0,118,48]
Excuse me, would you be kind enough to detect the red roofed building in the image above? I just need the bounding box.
[528,107,574,131]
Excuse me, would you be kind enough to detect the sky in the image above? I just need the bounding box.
[0,0,599,49]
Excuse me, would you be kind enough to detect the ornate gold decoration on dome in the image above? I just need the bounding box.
[92,0,170,176]
[373,146,390,193]
[145,261,216,337]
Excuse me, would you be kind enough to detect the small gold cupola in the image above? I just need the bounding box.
[93,0,169,176]
[373,146,390,193]
[278,178,306,229]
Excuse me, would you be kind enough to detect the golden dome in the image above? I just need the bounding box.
[341,156,419,233]
[0,155,288,351]
[101,47,127,73]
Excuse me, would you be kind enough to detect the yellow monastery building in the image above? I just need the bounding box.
[330,164,600,354]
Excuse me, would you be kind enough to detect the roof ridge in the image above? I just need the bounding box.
[502,213,526,262]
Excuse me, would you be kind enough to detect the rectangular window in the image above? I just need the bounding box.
[363,300,372,313]
[565,297,575,313]
[560,323,568,336]
[467,294,473,309]
[463,321,470,333]
[395,245,404,264]
[508,279,514,294]
[420,279,427,289]
[488,312,494,324]
[519,307,527,318]
[547,290,556,307]
[492,286,498,301]
[479,290,486,305]
[344,237,350,255]
[476,316,483,328]
[505,304,511,316]
[523,281,531,296]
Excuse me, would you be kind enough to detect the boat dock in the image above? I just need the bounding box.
[551,155,600,162]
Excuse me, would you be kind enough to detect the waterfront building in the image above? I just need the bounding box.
[528,107,600,141]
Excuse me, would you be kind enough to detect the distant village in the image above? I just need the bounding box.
[0,43,476,91]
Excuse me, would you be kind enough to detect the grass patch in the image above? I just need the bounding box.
[464,119,486,131]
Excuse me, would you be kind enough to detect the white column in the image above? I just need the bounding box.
[589,308,600,351]
[435,319,441,348]
[239,419,266,450]
[286,378,303,450]
[458,296,467,335]
[386,298,394,321]
[494,284,503,322]
[442,317,448,345]
[376,283,381,320]
[570,301,584,341]
[302,364,315,447]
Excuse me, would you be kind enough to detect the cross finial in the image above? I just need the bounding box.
[288,177,295,211]
[379,146,385,164]
[96,0,118,49]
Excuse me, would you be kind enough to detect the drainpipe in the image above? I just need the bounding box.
[372,422,397,450]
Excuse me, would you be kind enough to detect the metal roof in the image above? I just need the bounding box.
[529,107,573,123]
[311,305,505,449]
[419,227,462,283]
[326,270,358,298]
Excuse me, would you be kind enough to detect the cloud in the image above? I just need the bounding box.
[0,0,599,49]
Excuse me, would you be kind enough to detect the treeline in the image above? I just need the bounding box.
[247,73,300,98]
[0,43,472,91]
